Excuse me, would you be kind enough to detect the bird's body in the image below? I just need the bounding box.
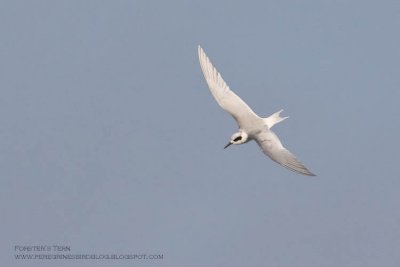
[198,46,315,176]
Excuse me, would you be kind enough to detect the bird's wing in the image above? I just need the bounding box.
[198,46,260,127]
[254,130,316,176]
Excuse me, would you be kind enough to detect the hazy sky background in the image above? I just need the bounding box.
[1,1,400,266]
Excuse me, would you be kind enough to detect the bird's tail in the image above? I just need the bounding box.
[263,109,289,129]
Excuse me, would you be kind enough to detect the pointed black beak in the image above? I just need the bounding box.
[224,142,232,149]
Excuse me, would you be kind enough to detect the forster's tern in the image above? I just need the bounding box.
[198,46,315,176]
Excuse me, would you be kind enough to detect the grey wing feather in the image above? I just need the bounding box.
[254,130,316,176]
[198,46,260,127]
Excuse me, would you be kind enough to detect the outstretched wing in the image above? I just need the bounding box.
[254,130,316,176]
[198,46,260,127]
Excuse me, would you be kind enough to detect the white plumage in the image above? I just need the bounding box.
[198,46,315,176]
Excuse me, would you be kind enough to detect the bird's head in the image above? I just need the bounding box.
[224,131,249,149]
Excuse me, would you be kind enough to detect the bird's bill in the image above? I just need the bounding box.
[224,142,232,149]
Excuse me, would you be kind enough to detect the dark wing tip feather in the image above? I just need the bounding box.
[278,149,316,176]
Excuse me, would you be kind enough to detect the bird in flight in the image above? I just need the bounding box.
[198,46,315,176]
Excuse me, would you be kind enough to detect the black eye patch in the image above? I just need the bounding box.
[233,136,242,142]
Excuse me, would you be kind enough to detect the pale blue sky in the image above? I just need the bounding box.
[1,1,400,266]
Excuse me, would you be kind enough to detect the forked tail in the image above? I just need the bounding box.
[263,109,289,129]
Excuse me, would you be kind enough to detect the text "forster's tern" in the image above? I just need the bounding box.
[198,46,315,176]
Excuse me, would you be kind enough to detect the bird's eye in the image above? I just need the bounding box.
[233,136,242,142]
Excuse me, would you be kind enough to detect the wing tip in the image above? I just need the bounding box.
[282,162,316,176]
[281,165,316,176]
[275,148,316,176]
[198,45,205,57]
[304,171,317,177]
